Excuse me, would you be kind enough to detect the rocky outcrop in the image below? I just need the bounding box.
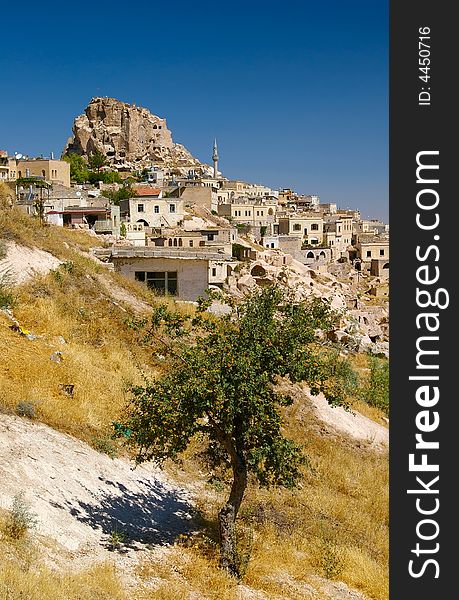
[64,97,211,175]
[224,248,389,356]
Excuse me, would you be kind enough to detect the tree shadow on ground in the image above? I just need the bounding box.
[61,477,197,550]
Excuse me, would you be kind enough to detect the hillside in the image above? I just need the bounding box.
[0,209,388,600]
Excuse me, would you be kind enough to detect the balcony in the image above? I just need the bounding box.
[93,220,113,233]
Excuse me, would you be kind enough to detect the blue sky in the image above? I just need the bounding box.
[0,0,388,220]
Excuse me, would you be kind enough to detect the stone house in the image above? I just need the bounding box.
[370,259,390,279]
[219,180,279,200]
[278,214,324,246]
[323,215,354,259]
[14,158,71,187]
[46,205,120,235]
[169,182,218,213]
[122,186,184,228]
[109,247,236,301]
[218,198,278,233]
[354,236,390,273]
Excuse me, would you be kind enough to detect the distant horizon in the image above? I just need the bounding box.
[0,1,388,221]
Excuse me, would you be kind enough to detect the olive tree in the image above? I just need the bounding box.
[116,285,348,576]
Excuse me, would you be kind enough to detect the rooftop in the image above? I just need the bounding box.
[133,186,162,197]
[108,247,233,261]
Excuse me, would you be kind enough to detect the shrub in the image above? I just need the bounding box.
[107,528,126,551]
[91,435,118,459]
[359,356,389,414]
[16,401,36,419]
[0,271,15,308]
[3,492,38,540]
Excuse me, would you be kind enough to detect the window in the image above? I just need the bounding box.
[189,240,193,247]
[135,272,146,282]
[212,268,217,277]
[311,223,319,231]
[366,250,372,258]
[154,205,160,213]
[380,249,385,256]
[137,204,144,213]
[169,204,176,213]
[293,223,301,231]
[207,234,215,241]
[144,271,177,295]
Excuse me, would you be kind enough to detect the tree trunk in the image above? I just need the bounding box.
[218,451,248,576]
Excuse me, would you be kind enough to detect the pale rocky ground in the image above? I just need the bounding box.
[306,388,388,450]
[0,397,377,599]
[0,241,62,285]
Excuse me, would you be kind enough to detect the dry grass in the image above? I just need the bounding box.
[0,211,165,444]
[0,210,388,599]
[0,558,125,600]
[0,508,126,600]
[134,396,388,600]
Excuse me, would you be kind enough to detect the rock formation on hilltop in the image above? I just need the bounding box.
[64,97,211,176]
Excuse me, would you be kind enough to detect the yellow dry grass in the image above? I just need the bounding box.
[0,210,388,600]
[133,395,388,600]
[0,553,125,600]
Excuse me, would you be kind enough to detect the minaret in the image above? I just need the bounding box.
[212,138,219,179]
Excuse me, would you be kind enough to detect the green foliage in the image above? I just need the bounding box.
[63,154,89,184]
[88,150,108,173]
[104,185,133,205]
[359,356,389,414]
[108,528,126,551]
[87,170,122,185]
[91,435,118,459]
[0,271,15,308]
[116,284,348,574]
[3,492,38,540]
[117,286,346,478]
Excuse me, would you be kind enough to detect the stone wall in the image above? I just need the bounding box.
[113,256,211,301]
